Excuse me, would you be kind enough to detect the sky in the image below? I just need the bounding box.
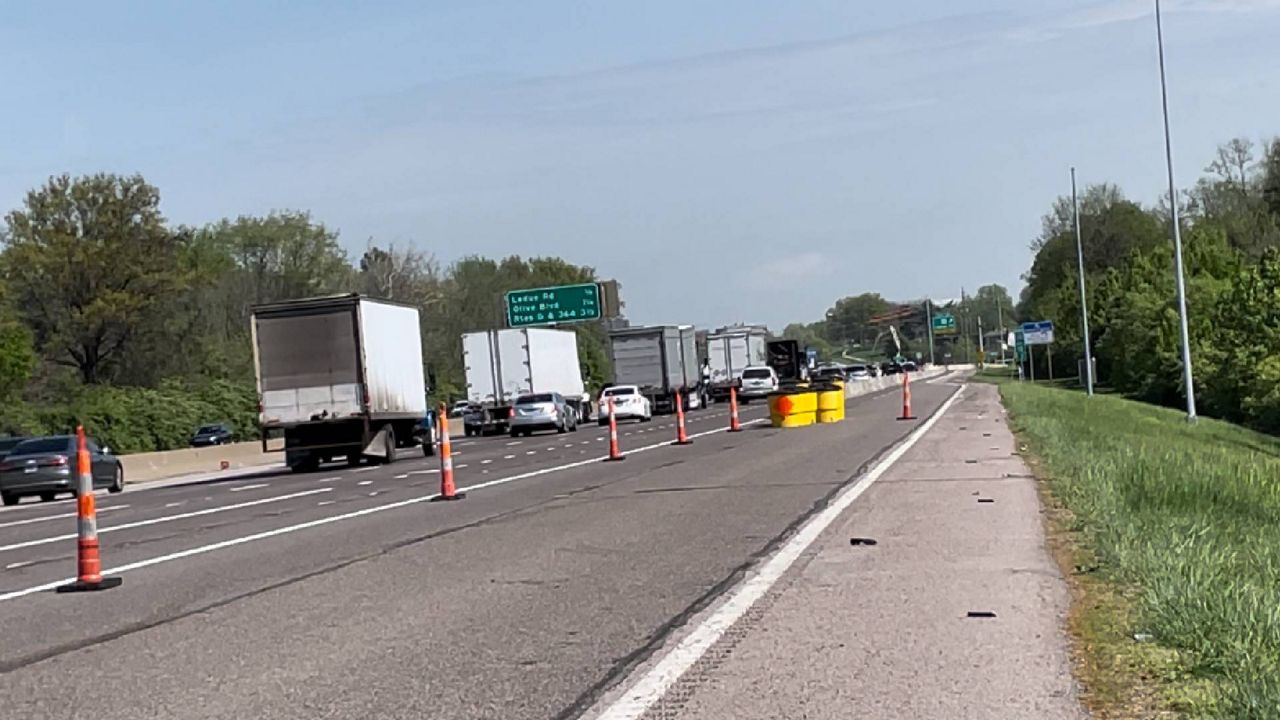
[2,1,1279,330]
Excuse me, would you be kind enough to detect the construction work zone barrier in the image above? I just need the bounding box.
[606,399,625,461]
[728,387,742,432]
[431,403,465,501]
[57,426,122,593]
[768,388,818,428]
[673,392,692,445]
[816,382,845,424]
[897,372,917,421]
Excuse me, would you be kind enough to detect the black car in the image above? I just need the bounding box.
[190,423,235,447]
[0,435,124,505]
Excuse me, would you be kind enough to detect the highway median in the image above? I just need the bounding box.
[999,381,1280,719]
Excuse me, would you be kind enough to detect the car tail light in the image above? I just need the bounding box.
[42,455,68,467]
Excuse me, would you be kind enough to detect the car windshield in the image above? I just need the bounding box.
[10,437,73,455]
[0,438,24,452]
[742,368,772,379]
[603,387,636,397]
[847,365,866,372]
[197,425,224,434]
[517,394,555,405]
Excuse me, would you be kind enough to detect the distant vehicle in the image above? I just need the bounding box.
[813,366,847,382]
[509,392,578,437]
[252,294,431,472]
[902,361,918,372]
[766,340,805,382]
[0,435,124,506]
[739,366,779,401]
[704,326,768,402]
[464,328,588,436]
[190,423,234,447]
[0,437,25,462]
[598,385,653,425]
[844,364,872,380]
[881,362,902,376]
[449,400,471,418]
[608,325,703,414]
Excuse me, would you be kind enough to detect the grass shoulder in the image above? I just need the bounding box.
[998,382,1280,718]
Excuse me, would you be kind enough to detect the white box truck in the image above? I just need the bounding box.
[608,325,704,414]
[461,328,589,436]
[705,326,769,402]
[251,294,434,472]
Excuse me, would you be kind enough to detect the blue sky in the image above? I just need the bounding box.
[3,1,1279,330]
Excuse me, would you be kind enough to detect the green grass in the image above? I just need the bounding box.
[999,383,1280,718]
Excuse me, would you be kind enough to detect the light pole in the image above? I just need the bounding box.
[1154,0,1197,422]
[1071,168,1094,397]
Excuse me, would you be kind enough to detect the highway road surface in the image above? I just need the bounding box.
[1,376,969,719]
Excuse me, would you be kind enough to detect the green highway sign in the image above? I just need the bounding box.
[932,313,957,336]
[1014,329,1027,362]
[506,283,602,327]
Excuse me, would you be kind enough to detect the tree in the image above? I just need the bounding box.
[208,211,352,306]
[823,293,891,346]
[2,174,185,384]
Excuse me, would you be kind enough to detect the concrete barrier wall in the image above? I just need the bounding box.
[841,366,946,400]
[120,418,467,484]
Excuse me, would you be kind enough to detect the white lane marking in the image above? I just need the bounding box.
[589,388,964,720]
[0,505,129,530]
[596,437,605,442]
[368,492,379,497]
[394,474,409,479]
[164,501,185,508]
[409,469,438,475]
[563,444,574,449]
[317,476,342,483]
[481,459,493,465]
[526,451,537,455]
[504,454,517,460]
[5,560,34,570]
[0,489,334,554]
[506,440,523,446]
[546,447,556,451]
[0,419,767,603]
[357,480,373,486]
[229,483,269,492]
[580,441,590,446]
[353,467,378,474]
[317,501,335,507]
[456,464,469,469]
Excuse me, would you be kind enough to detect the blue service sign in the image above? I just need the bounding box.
[1020,320,1055,345]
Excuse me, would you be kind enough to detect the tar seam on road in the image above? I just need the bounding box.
[557,381,963,720]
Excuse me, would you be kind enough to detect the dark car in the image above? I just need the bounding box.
[0,437,25,462]
[0,435,124,506]
[190,423,235,447]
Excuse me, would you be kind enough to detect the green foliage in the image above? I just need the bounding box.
[1001,382,1280,717]
[1021,137,1280,433]
[0,321,36,399]
[2,173,186,384]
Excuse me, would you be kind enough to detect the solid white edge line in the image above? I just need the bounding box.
[0,489,332,554]
[588,386,965,720]
[0,417,767,603]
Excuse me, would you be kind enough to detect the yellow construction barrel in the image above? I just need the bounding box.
[816,382,845,423]
[769,389,818,428]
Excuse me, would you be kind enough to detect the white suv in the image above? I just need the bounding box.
[739,366,779,401]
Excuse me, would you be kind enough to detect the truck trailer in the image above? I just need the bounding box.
[705,326,769,401]
[607,325,704,414]
[461,328,589,436]
[251,294,434,472]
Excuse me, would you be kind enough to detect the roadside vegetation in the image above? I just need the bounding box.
[999,381,1280,718]
[0,173,610,451]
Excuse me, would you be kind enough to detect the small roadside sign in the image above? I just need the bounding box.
[1019,320,1054,345]
[932,314,957,336]
[1014,330,1027,362]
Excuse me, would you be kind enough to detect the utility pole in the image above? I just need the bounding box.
[997,301,1006,364]
[1154,0,1197,422]
[977,315,985,366]
[1072,167,1095,397]
[924,299,935,365]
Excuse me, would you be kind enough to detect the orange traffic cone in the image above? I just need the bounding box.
[606,399,625,461]
[729,386,742,432]
[897,372,917,421]
[432,403,466,501]
[674,392,692,445]
[57,426,122,593]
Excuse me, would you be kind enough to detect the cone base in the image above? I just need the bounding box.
[56,576,123,593]
[430,492,467,502]
[897,415,917,421]
[605,455,626,462]
[672,440,693,446]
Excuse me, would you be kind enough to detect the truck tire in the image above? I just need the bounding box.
[381,426,397,465]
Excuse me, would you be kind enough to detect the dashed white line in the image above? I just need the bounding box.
[506,440,523,446]
[353,466,378,474]
[0,488,333,554]
[164,501,185,508]
[229,483,269,492]
[580,441,590,446]
[456,464,469,469]
[0,505,129,530]
[317,476,342,483]
[409,469,438,475]
[481,459,493,465]
[394,474,409,479]
[357,480,373,486]
[317,501,335,507]
[504,454,517,460]
[0,418,772,603]
[526,451,537,455]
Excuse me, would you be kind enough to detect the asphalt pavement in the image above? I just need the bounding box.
[0,377,963,719]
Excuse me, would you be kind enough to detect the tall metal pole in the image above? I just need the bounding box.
[997,301,1006,364]
[1071,168,1095,397]
[1154,0,1197,422]
[924,299,935,365]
